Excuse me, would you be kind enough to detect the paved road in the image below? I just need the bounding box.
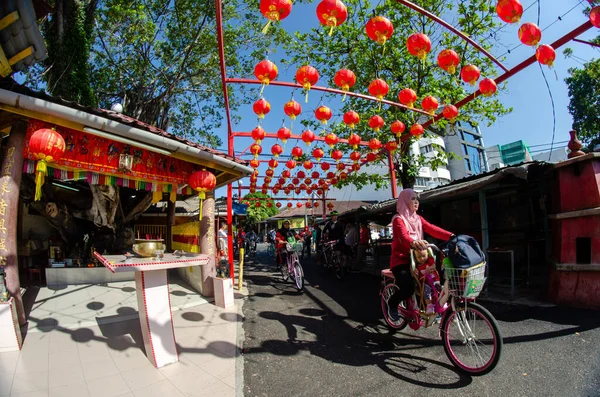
[241,244,600,397]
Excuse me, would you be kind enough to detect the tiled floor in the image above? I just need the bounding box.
[0,280,242,397]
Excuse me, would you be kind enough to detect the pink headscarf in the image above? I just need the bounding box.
[392,188,423,240]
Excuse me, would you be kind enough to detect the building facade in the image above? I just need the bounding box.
[443,121,489,180]
[487,140,533,170]
[409,135,452,192]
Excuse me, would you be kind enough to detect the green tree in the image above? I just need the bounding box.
[565,58,600,149]
[242,193,279,226]
[285,0,511,188]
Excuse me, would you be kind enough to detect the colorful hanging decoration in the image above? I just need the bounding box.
[368,138,382,151]
[251,126,266,143]
[518,22,542,46]
[398,88,417,108]
[391,120,405,138]
[314,202,320,208]
[276,202,282,208]
[302,130,316,146]
[282,170,291,178]
[496,0,523,23]
[368,78,389,101]
[331,149,343,162]
[260,0,293,34]
[266,168,274,177]
[349,151,361,163]
[277,127,291,143]
[365,16,394,45]
[269,158,279,168]
[189,169,216,221]
[325,133,339,148]
[254,60,278,94]
[271,144,283,157]
[421,96,439,115]
[306,202,312,208]
[296,202,303,208]
[312,147,325,162]
[442,105,459,122]
[291,146,303,159]
[327,202,335,210]
[28,127,66,201]
[267,202,273,208]
[296,65,320,102]
[250,159,260,169]
[315,105,332,125]
[535,44,556,67]
[406,33,431,60]
[287,202,293,208]
[348,133,361,149]
[460,64,481,85]
[369,115,385,132]
[386,140,398,154]
[284,99,302,123]
[253,98,271,119]
[334,69,356,101]
[410,124,424,137]
[336,163,345,171]
[479,78,497,96]
[343,110,360,129]
[250,143,262,159]
[437,49,460,74]
[326,171,336,179]
[286,159,296,170]
[311,171,320,179]
[316,0,348,36]
[297,170,306,178]
[303,160,314,170]
[321,162,330,171]
[591,6,600,28]
[366,152,378,162]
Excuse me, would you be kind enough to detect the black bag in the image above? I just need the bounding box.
[447,234,485,269]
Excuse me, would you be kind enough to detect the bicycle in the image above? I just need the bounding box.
[318,240,344,279]
[279,242,304,291]
[267,242,276,257]
[380,244,502,376]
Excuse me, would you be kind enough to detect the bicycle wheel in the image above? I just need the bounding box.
[440,301,503,376]
[293,261,304,291]
[280,259,290,282]
[380,284,408,330]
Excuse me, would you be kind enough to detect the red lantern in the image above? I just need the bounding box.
[276,202,282,208]
[311,171,320,179]
[296,65,320,102]
[315,106,332,125]
[266,169,274,177]
[366,152,377,162]
[277,127,291,143]
[189,169,217,220]
[271,144,283,158]
[269,158,279,168]
[267,202,273,208]
[325,133,339,148]
[336,163,345,171]
[331,149,343,162]
[326,171,336,179]
[591,6,600,28]
[339,172,348,180]
[460,64,481,86]
[365,16,394,45]
[334,69,356,100]
[282,170,291,178]
[421,96,439,115]
[296,202,303,208]
[399,88,417,108]
[287,202,293,208]
[442,105,459,122]
[479,78,497,97]
[352,163,361,172]
[253,98,271,119]
[312,147,325,162]
[251,126,266,143]
[407,33,431,60]
[316,0,348,36]
[369,115,385,132]
[284,100,302,120]
[292,177,300,185]
[286,159,296,169]
[29,128,66,201]
[254,60,278,85]
[297,170,306,178]
[350,151,361,163]
[255,201,262,208]
[331,177,339,186]
[343,110,360,129]
[303,160,314,170]
[314,202,320,208]
[368,138,382,151]
[348,133,361,149]
[260,0,292,33]
[410,124,424,137]
[306,202,312,209]
[518,22,541,47]
[250,143,262,158]
[311,183,319,191]
[496,0,523,23]
[291,146,303,159]
[287,183,295,190]
[250,159,260,169]
[264,176,272,184]
[386,140,398,154]
[391,120,405,137]
[321,162,330,171]
[437,49,460,74]
[301,129,316,146]
[536,44,556,67]
[250,172,258,182]
[368,78,389,100]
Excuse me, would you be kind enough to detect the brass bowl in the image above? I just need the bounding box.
[132,239,166,257]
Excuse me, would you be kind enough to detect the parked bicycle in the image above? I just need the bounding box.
[317,240,344,279]
[280,242,304,291]
[380,244,502,375]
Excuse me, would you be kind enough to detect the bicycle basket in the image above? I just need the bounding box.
[445,262,486,298]
[292,243,303,252]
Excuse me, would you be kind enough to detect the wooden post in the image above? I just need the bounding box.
[0,120,27,325]
[199,192,216,296]
[166,200,175,252]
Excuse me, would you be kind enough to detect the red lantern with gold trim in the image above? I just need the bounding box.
[287,202,293,208]
[479,78,497,96]
[271,144,283,157]
[407,33,431,60]
[327,202,335,211]
[286,159,296,170]
[391,120,405,138]
[302,129,316,146]
[410,124,424,137]
[292,177,300,185]
[314,202,320,208]
[334,69,356,100]
[311,171,320,179]
[260,0,292,34]
[250,159,260,169]
[253,98,271,119]
[283,100,302,120]
[296,65,320,102]
[254,60,278,87]
[325,133,339,148]
[365,16,394,45]
[536,44,556,67]
[348,133,361,149]
[189,169,217,221]
[518,22,541,47]
[331,149,343,162]
[326,171,336,179]
[350,151,361,163]
[267,202,273,208]
[336,163,345,171]
[496,0,523,23]
[266,168,274,177]
[277,127,291,143]
[437,49,460,74]
[351,163,361,172]
[460,64,481,85]
[312,147,325,162]
[315,106,332,125]
[369,115,384,132]
[316,0,348,36]
[343,110,360,129]
[398,88,417,108]
[291,146,303,159]
[321,162,330,171]
[269,158,279,168]
[250,143,262,158]
[297,170,306,179]
[368,138,382,151]
[368,78,389,101]
[276,202,282,208]
[296,202,302,208]
[251,126,266,143]
[591,6,600,28]
[306,202,312,209]
[282,170,291,179]
[421,96,439,115]
[442,105,459,122]
[366,152,377,162]
[386,140,398,154]
[303,160,314,170]
[29,128,66,201]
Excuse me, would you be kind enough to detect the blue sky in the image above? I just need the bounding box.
[214,0,598,201]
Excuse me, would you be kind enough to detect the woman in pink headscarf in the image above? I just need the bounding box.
[387,188,454,322]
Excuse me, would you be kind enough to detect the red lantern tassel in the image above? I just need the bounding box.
[262,20,272,35]
[198,191,206,221]
[34,159,48,201]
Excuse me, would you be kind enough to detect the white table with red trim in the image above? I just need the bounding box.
[94,251,210,368]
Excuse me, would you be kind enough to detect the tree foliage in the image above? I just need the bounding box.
[565,58,600,148]
[284,0,511,188]
[242,192,278,225]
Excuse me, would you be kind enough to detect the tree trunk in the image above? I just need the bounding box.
[0,120,27,325]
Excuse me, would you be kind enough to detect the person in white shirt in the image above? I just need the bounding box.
[218,223,228,257]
